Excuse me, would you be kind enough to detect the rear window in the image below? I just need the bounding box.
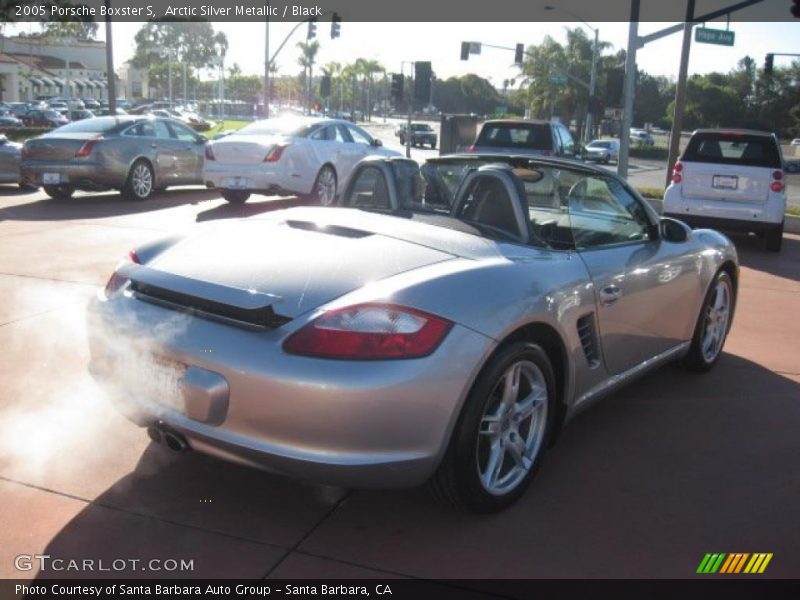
[476,123,553,151]
[682,133,781,168]
[49,118,119,133]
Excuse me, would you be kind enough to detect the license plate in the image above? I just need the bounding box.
[42,173,61,184]
[712,175,738,190]
[223,176,248,190]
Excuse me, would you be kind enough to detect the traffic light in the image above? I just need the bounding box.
[391,74,404,103]
[764,53,774,75]
[320,75,331,98]
[605,69,624,107]
[460,42,470,61]
[792,0,800,17]
[514,43,524,65]
[414,61,432,103]
[307,18,317,39]
[331,13,341,39]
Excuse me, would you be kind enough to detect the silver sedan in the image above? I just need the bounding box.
[21,116,207,201]
[87,154,738,512]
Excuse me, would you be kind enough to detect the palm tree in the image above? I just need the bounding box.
[323,61,342,112]
[296,40,320,113]
[353,58,385,121]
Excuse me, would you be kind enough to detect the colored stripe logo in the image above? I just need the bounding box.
[697,553,773,574]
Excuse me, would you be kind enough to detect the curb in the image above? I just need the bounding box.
[645,198,800,235]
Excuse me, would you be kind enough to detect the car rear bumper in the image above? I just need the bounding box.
[203,163,308,196]
[87,294,492,488]
[664,212,782,233]
[20,161,118,190]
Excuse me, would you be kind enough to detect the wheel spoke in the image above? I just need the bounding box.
[501,363,521,410]
[481,440,505,488]
[513,387,546,423]
[506,435,532,470]
[479,414,502,437]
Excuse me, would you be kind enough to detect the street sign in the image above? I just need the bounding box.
[549,74,568,85]
[695,27,735,46]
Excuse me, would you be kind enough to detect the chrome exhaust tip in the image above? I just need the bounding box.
[163,430,188,452]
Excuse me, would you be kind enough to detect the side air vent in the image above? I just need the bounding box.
[577,314,601,368]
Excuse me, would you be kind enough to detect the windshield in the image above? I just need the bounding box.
[236,118,313,137]
[411,124,433,132]
[588,141,611,148]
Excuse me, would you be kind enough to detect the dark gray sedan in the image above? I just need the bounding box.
[21,116,207,201]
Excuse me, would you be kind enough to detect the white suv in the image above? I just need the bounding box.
[664,129,786,251]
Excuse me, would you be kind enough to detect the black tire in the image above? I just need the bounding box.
[43,185,74,201]
[221,190,251,204]
[683,270,735,372]
[307,165,337,206]
[121,159,155,202]
[19,182,38,192]
[429,342,556,512]
[765,223,783,253]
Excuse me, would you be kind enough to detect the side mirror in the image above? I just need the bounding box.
[371,138,382,147]
[195,136,207,144]
[659,217,692,243]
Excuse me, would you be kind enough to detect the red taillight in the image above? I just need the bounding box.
[671,161,683,184]
[770,181,784,193]
[541,150,553,156]
[75,138,99,158]
[283,303,453,360]
[204,145,215,160]
[103,249,138,296]
[264,144,287,162]
[465,145,476,153]
[772,170,783,180]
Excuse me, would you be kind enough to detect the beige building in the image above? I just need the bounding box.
[0,35,109,102]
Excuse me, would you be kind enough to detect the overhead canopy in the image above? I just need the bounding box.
[28,77,43,86]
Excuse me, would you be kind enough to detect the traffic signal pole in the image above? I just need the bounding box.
[664,0,695,187]
[402,61,414,158]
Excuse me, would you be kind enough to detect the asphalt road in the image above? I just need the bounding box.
[0,183,798,582]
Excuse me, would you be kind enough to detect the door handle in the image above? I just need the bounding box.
[150,144,158,149]
[599,285,622,306]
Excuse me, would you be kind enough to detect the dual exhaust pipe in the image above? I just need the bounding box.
[147,424,188,452]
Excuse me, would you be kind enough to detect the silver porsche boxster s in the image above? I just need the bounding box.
[87,154,738,512]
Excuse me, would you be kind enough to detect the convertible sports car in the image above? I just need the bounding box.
[88,154,738,512]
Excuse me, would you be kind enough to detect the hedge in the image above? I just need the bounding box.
[0,127,51,141]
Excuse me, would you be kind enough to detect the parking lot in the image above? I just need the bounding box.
[0,181,798,582]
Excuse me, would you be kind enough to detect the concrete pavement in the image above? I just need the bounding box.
[0,185,798,581]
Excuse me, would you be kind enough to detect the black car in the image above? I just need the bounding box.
[22,109,69,128]
[396,123,437,149]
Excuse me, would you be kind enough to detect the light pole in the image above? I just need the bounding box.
[544,5,599,143]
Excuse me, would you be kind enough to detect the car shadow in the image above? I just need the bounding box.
[29,354,800,578]
[0,188,222,222]
[728,231,800,283]
[196,196,311,222]
[0,185,38,197]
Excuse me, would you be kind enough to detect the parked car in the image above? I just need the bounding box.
[203,116,399,205]
[20,116,207,201]
[583,139,620,164]
[22,109,69,128]
[664,128,786,252]
[469,119,578,158]
[0,134,34,189]
[6,103,32,118]
[69,109,95,121]
[396,123,438,148]
[88,152,738,512]
[630,129,655,147]
[94,107,129,116]
[83,98,101,110]
[0,111,24,127]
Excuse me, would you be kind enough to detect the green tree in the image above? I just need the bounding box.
[296,40,320,112]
